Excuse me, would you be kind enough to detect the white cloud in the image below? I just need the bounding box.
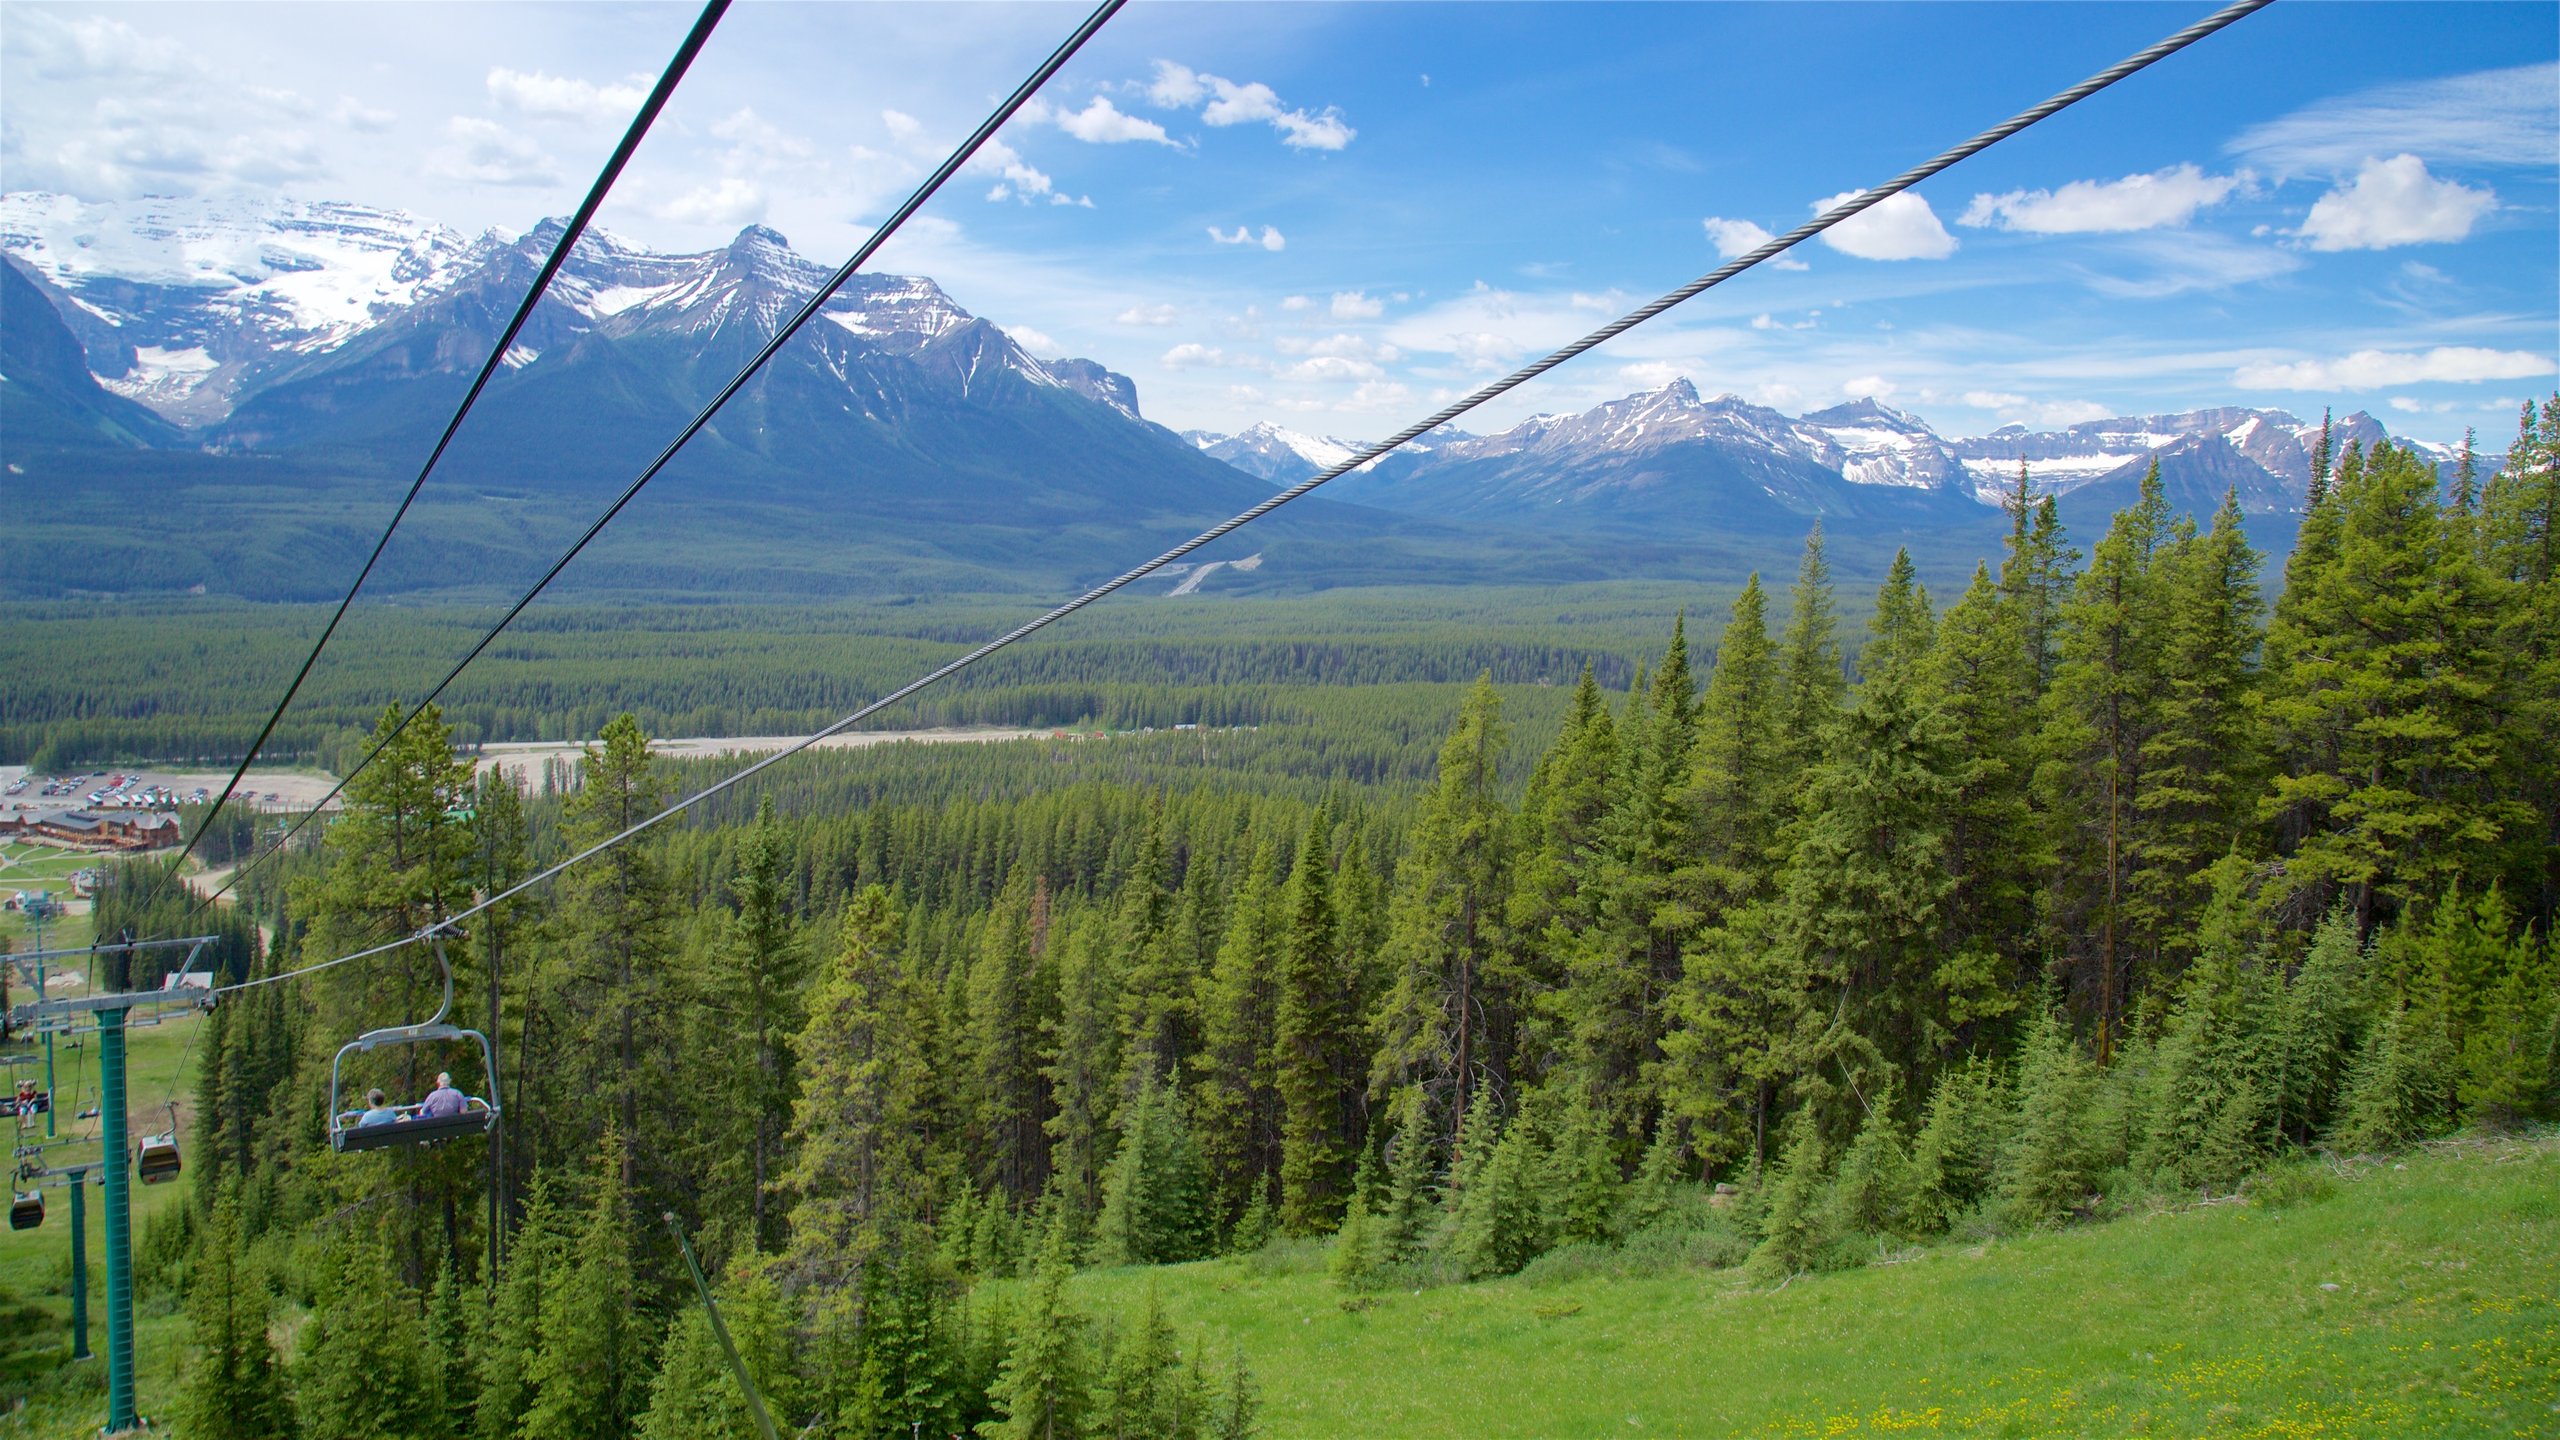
[1751,312,1815,332]
[1276,333,1400,362]
[427,116,561,187]
[1035,95,1176,146]
[968,138,1066,205]
[711,108,814,160]
[1005,324,1063,357]
[2077,231,2302,299]
[1280,295,1315,313]
[1280,355,1385,382]
[1208,225,1286,251]
[1963,390,2029,409]
[486,68,646,123]
[2233,346,2552,390]
[1811,191,1957,261]
[1329,290,1383,320]
[1142,60,1355,150]
[1163,343,1252,370]
[2295,154,2495,251]
[1842,374,1899,399]
[881,109,926,144]
[330,97,396,133]
[1115,303,1179,326]
[654,176,765,226]
[2033,400,2115,427]
[2389,396,2462,415]
[1146,61,1208,108]
[1345,380,1412,410]
[1701,216,1808,270]
[1960,164,2240,234]
[1619,361,1693,390]
[13,12,181,80]
[2229,63,2559,175]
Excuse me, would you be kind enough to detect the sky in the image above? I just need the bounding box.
[4,1,2554,445]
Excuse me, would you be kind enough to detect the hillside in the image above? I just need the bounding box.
[1069,1133,2560,1438]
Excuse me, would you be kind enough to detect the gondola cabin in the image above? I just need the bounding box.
[136,1133,181,1185]
[9,1189,42,1230]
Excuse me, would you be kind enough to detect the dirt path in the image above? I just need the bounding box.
[471,726,1057,777]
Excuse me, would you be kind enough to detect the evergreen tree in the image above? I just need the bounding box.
[2334,996,2459,1151]
[1093,1074,1212,1265]
[1746,1113,1828,1279]
[2041,462,2172,1053]
[704,793,804,1256]
[1921,563,2042,1001]
[1776,524,1848,792]
[983,1218,1091,1440]
[1564,620,1703,1135]
[2133,492,2266,963]
[1045,913,1123,1218]
[1507,664,1619,1079]
[1370,676,1511,1140]
[1374,1086,1436,1261]
[476,1177,564,1440]
[179,1181,295,1440]
[522,1130,649,1440]
[638,1267,798,1440]
[1824,1087,1912,1238]
[1211,1347,1261,1440]
[1325,1199,1381,1291]
[1449,1106,1547,1279]
[1095,1285,1196,1440]
[1685,573,1788,910]
[969,873,1054,1201]
[551,714,682,1194]
[2269,905,2370,1143]
[1999,1007,2101,1228]
[1623,1112,1693,1233]
[297,1234,448,1440]
[2138,863,2282,1190]
[2261,443,2522,926]
[785,886,939,1293]
[1906,1061,2009,1233]
[1192,841,1284,1223]
[1274,808,1352,1233]
[1540,1097,1622,1247]
[1998,463,2077,701]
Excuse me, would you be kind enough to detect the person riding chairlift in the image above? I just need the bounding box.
[417,1072,466,1120]
[357,1088,400,1127]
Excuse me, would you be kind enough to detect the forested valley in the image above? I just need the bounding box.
[45,412,2560,1438]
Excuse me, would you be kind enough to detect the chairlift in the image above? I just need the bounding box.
[8,1189,40,1230]
[327,932,500,1155]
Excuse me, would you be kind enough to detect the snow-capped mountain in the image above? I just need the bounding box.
[1213,377,2466,537]
[1181,422,1370,484]
[0,191,483,424]
[6,197,1409,601]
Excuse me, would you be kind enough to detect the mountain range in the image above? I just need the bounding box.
[1,192,2464,602]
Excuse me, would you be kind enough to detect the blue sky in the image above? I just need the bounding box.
[5,1,2553,444]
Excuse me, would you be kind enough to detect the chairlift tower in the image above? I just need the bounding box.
[7,934,215,1435]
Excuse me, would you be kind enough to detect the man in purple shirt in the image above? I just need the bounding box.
[417,1072,468,1119]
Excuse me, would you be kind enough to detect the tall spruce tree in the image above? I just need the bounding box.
[1275,808,1353,1233]
[179,1181,295,1440]
[784,885,940,1293]
[1370,675,1511,1144]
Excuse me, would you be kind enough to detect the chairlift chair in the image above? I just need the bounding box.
[7,1189,39,1230]
[327,933,501,1155]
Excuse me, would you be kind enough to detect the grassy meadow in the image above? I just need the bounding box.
[1070,1134,2560,1439]
[1,1007,202,1437]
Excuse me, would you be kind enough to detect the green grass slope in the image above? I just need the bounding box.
[1074,1135,2560,1438]
[0,1011,201,1437]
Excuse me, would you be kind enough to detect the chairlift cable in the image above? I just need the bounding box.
[188,0,1132,920]
[167,0,734,884]
[201,0,2276,995]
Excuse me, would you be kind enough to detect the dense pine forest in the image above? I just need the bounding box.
[29,407,2560,1438]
